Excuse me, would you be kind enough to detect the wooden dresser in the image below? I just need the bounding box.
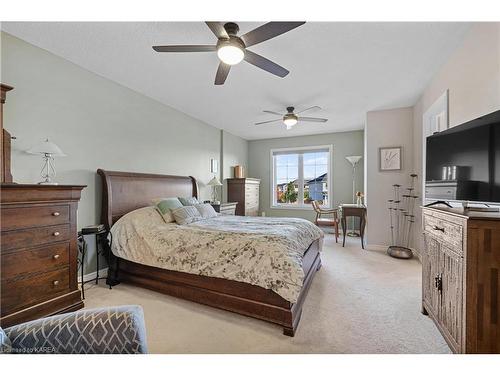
[421,206,500,353]
[1,184,85,327]
[226,178,260,216]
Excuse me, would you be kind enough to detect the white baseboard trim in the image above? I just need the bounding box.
[82,267,108,282]
[365,244,387,251]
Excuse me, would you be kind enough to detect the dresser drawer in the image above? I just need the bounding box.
[245,198,258,207]
[1,267,70,316]
[245,187,258,196]
[423,214,463,254]
[1,224,70,252]
[245,188,259,196]
[1,243,69,280]
[219,206,236,215]
[246,209,259,216]
[1,204,70,231]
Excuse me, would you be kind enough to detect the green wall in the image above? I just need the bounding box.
[1,32,248,274]
[248,131,364,222]
[1,30,364,274]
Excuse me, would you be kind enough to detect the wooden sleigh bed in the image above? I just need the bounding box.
[97,169,322,336]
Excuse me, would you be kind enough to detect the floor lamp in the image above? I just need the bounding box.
[345,155,363,236]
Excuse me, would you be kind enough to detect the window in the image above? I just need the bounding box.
[271,145,332,209]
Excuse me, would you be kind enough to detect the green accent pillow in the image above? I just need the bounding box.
[178,196,200,206]
[155,198,183,222]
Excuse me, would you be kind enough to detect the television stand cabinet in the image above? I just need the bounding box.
[421,206,500,353]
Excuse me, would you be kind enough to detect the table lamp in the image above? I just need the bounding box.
[207,176,223,204]
[26,138,66,185]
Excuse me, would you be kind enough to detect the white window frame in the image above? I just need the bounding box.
[270,145,333,210]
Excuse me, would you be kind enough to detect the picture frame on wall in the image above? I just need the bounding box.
[210,158,218,174]
[379,146,402,171]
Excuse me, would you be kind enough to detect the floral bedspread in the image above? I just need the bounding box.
[110,207,323,302]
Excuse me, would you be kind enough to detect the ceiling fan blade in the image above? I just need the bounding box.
[240,22,305,47]
[153,45,216,52]
[244,50,289,78]
[205,22,229,39]
[215,62,231,85]
[296,106,322,114]
[298,117,328,123]
[255,119,282,125]
[263,110,284,116]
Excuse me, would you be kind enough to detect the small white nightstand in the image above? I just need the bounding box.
[211,202,238,215]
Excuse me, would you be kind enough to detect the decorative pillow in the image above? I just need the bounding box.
[153,198,183,223]
[171,206,202,225]
[0,326,12,354]
[178,197,200,206]
[194,203,218,219]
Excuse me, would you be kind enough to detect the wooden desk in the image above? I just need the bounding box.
[339,204,367,249]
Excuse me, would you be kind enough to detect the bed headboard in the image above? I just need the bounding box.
[97,169,198,229]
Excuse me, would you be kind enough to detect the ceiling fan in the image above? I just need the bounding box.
[255,106,328,130]
[152,22,305,85]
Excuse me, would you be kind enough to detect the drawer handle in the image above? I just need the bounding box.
[53,254,60,260]
[52,212,60,217]
[434,274,442,292]
[53,280,59,286]
[53,231,60,236]
[433,225,445,233]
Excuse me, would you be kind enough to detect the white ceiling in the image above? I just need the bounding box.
[2,22,470,140]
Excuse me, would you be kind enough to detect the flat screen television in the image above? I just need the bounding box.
[425,109,500,205]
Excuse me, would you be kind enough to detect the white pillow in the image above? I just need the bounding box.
[194,203,218,219]
[111,206,166,235]
[171,206,202,225]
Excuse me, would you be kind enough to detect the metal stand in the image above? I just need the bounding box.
[387,174,418,259]
[77,229,113,299]
[38,152,57,184]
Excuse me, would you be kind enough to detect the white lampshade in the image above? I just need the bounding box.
[345,155,362,166]
[207,176,223,186]
[283,117,298,128]
[217,44,244,65]
[27,139,66,157]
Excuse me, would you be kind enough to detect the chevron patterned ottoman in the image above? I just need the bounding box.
[1,305,147,354]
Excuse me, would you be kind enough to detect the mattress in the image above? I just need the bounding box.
[110,207,323,302]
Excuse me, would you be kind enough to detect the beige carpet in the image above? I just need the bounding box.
[83,233,451,353]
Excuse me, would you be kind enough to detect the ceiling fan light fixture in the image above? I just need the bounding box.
[283,114,298,129]
[153,22,306,84]
[217,42,244,65]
